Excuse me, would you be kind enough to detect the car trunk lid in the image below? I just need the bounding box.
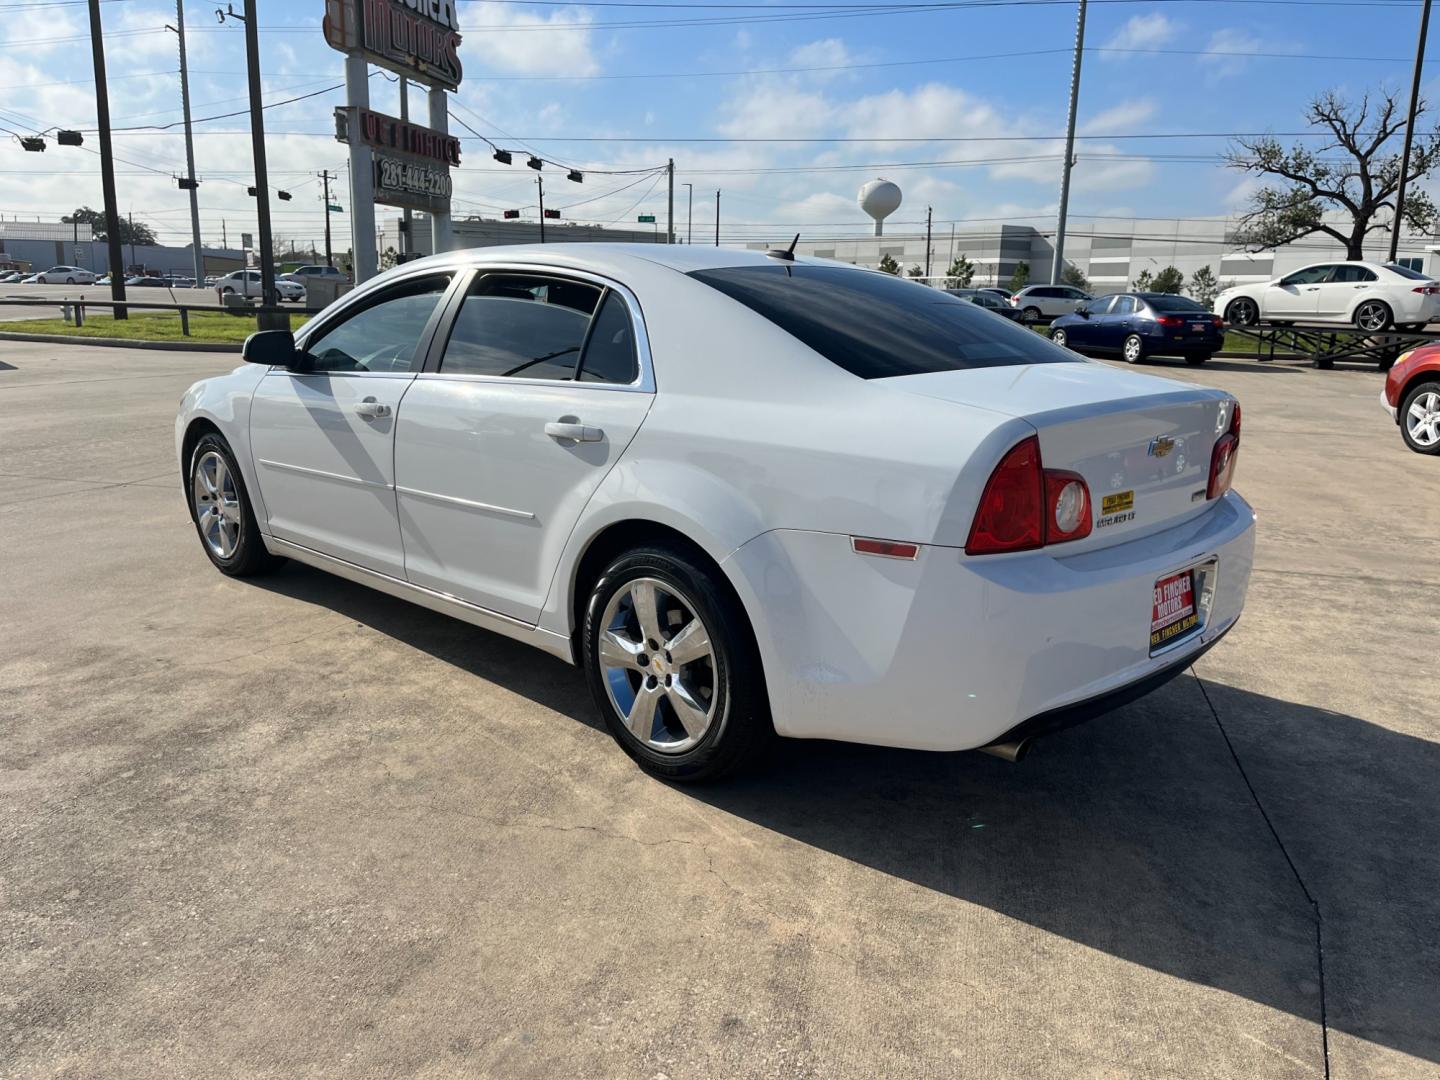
[889,362,1233,550]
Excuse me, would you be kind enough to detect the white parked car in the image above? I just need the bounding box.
[1010,284,1093,323]
[34,265,97,285]
[281,264,349,285]
[176,245,1254,781]
[215,269,306,303]
[1215,261,1440,332]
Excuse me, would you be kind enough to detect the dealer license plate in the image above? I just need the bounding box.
[1151,569,1197,651]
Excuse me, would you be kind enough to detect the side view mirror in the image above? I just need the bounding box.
[242,329,311,370]
[1076,305,1090,317]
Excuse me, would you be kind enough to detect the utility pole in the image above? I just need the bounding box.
[537,176,546,244]
[218,1,276,306]
[925,206,933,282]
[128,211,136,272]
[320,170,334,267]
[715,190,720,247]
[222,219,227,249]
[667,158,675,243]
[399,78,413,256]
[1052,0,1087,285]
[1392,0,1432,262]
[170,0,203,288]
[684,182,693,244]
[87,0,127,318]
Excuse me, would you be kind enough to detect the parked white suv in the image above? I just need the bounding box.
[1011,284,1092,323]
[34,265,97,285]
[215,270,306,303]
[1215,261,1440,332]
[280,264,348,285]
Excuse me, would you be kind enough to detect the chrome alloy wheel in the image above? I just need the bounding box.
[598,577,718,754]
[1051,328,1068,348]
[1355,300,1391,332]
[191,450,242,559]
[1123,335,1144,363]
[1407,390,1440,448]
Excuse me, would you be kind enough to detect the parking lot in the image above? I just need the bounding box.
[1,343,1436,1078]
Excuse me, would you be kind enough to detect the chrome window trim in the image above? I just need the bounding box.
[293,263,472,353]
[422,263,656,394]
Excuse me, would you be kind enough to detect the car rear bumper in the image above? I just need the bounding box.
[724,491,1255,752]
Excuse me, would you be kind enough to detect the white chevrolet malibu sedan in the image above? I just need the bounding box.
[176,244,1254,781]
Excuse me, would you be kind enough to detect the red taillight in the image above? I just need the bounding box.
[1207,401,1242,500]
[966,436,1093,555]
[1157,315,1185,328]
[1212,316,1226,328]
[1412,286,1440,295]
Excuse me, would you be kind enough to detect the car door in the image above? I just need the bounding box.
[1097,294,1137,351]
[394,269,655,624]
[246,270,458,578]
[1314,264,1374,318]
[1067,295,1111,346]
[1264,265,1332,318]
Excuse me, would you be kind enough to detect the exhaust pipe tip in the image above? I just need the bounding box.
[979,738,1032,763]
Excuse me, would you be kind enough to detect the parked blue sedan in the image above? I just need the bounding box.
[1049,292,1224,365]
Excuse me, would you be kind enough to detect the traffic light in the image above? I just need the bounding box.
[56,130,83,147]
[543,209,560,219]
[567,170,583,183]
[20,137,45,152]
[277,190,292,201]
[493,149,512,165]
[503,209,520,219]
[247,186,258,196]
[526,156,542,171]
[177,177,199,190]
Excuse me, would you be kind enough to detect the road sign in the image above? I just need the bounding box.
[637,215,656,223]
[241,232,254,249]
[327,204,344,213]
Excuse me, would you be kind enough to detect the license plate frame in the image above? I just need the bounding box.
[1150,568,1199,652]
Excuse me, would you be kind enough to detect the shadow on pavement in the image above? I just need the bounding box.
[256,562,1440,1067]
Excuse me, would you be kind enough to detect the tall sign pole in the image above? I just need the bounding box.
[1051,0,1087,285]
[173,0,204,287]
[667,159,675,244]
[715,190,720,247]
[232,0,278,309]
[1391,0,1432,263]
[428,86,453,254]
[87,0,127,319]
[537,176,546,244]
[399,77,412,255]
[345,50,377,282]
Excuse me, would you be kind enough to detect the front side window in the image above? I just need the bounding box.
[688,264,1076,379]
[303,273,453,374]
[1281,265,1334,286]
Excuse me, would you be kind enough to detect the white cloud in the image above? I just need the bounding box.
[1100,13,1179,56]
[1081,99,1158,136]
[1201,28,1264,78]
[457,1,599,76]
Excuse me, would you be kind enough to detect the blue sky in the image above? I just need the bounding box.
[0,0,1434,251]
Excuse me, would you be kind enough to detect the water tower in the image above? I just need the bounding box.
[858,178,902,236]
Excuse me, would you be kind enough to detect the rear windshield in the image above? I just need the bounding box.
[688,264,1075,378]
[1145,294,1208,312]
[1385,263,1431,280]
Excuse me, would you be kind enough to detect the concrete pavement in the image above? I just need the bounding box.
[0,344,1436,1078]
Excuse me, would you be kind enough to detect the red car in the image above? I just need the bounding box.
[1384,344,1440,454]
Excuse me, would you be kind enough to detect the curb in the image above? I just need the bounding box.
[0,332,241,353]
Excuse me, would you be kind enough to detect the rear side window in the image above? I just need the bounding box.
[1146,295,1207,312]
[1329,265,1377,283]
[1385,262,1431,280]
[1112,296,1137,315]
[578,291,639,384]
[688,264,1075,379]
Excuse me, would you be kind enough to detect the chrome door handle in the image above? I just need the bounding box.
[354,397,391,419]
[545,420,603,443]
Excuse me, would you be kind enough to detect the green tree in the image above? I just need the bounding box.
[1061,263,1091,292]
[906,264,925,279]
[1008,260,1030,293]
[1189,265,1221,308]
[63,206,156,247]
[379,247,399,270]
[1151,266,1185,294]
[1132,268,1155,291]
[944,254,975,289]
[877,253,901,275]
[1226,88,1439,259]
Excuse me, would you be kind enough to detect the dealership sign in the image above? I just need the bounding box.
[336,107,457,213]
[324,0,464,91]
[353,108,460,168]
[375,155,454,213]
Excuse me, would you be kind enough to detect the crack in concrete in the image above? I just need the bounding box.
[1192,668,1330,1080]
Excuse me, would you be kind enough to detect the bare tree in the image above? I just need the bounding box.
[1226,90,1439,260]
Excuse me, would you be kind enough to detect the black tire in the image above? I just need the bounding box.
[1021,306,1042,324]
[1399,380,1440,455]
[1224,297,1259,327]
[1050,328,1069,348]
[582,544,772,782]
[185,432,284,577]
[1185,353,1212,366]
[65,277,75,285]
[1122,334,1147,364]
[1354,299,1394,332]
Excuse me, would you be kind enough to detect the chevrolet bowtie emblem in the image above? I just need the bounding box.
[1148,436,1176,459]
